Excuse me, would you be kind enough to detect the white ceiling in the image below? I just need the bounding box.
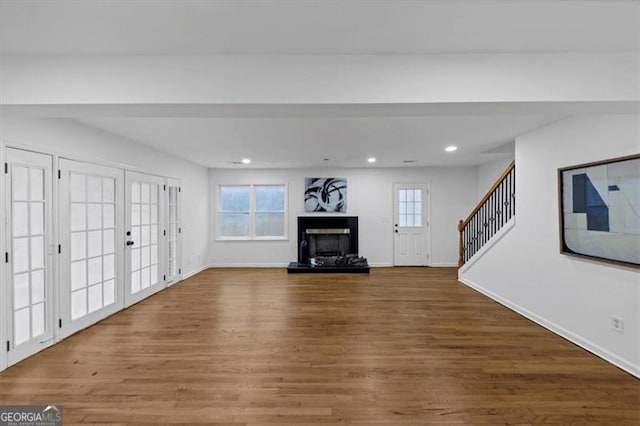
[77,115,558,168]
[1,0,638,55]
[1,0,636,169]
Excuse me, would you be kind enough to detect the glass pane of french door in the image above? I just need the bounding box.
[59,160,125,338]
[4,148,54,366]
[125,171,165,306]
[166,178,181,285]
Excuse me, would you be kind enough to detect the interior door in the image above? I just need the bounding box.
[125,171,165,306]
[393,184,430,266]
[165,178,181,286]
[58,160,125,338]
[4,148,55,366]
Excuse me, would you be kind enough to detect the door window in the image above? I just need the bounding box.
[130,182,160,294]
[69,173,117,319]
[167,185,179,279]
[12,166,47,345]
[398,188,422,227]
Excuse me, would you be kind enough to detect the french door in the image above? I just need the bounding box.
[58,160,125,338]
[165,178,181,286]
[3,149,55,366]
[393,184,430,266]
[125,171,165,306]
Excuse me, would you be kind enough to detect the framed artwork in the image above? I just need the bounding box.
[304,178,347,212]
[558,153,639,268]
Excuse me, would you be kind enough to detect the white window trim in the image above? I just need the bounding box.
[216,183,288,241]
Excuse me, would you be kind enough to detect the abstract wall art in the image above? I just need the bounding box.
[304,178,347,212]
[558,154,640,268]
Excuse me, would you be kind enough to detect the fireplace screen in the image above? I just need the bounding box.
[307,228,351,257]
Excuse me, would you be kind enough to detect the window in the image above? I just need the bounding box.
[398,188,422,227]
[218,184,287,239]
[255,186,286,237]
[219,186,250,237]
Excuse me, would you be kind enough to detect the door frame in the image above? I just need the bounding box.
[1,141,6,371]
[392,182,432,266]
[3,147,57,367]
[165,178,182,286]
[57,159,126,339]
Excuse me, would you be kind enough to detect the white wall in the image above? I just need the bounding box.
[459,114,640,377]
[1,117,210,276]
[209,166,478,267]
[477,156,515,201]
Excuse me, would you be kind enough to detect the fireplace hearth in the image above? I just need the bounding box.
[287,216,370,273]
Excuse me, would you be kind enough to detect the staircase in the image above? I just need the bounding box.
[458,161,516,266]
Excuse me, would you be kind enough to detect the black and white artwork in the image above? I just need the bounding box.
[559,154,640,268]
[304,178,347,212]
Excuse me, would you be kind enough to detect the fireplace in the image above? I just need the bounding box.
[288,216,369,273]
[307,228,351,257]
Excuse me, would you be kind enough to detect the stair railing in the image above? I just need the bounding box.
[458,161,515,267]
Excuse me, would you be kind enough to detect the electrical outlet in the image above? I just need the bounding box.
[611,316,624,333]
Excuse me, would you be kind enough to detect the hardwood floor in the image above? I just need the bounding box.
[1,267,638,425]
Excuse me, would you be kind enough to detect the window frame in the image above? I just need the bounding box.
[217,183,288,241]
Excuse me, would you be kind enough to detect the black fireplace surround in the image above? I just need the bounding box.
[287,216,370,273]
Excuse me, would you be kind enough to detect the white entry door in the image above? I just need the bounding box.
[58,160,125,338]
[393,184,430,266]
[4,149,55,366]
[165,178,181,286]
[125,171,165,306]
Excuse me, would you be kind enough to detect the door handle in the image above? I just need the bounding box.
[126,241,135,246]
[394,230,398,233]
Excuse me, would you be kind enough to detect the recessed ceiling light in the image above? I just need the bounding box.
[241,158,251,164]
[367,157,376,163]
[445,146,458,152]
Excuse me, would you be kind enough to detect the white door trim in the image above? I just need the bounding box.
[165,178,182,286]
[0,141,6,372]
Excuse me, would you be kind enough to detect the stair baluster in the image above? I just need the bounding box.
[458,161,515,267]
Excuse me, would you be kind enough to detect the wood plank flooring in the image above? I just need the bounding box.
[1,267,638,424]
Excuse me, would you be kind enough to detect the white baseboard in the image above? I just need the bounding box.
[181,265,210,280]
[376,263,457,267]
[209,262,289,268]
[459,277,640,379]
